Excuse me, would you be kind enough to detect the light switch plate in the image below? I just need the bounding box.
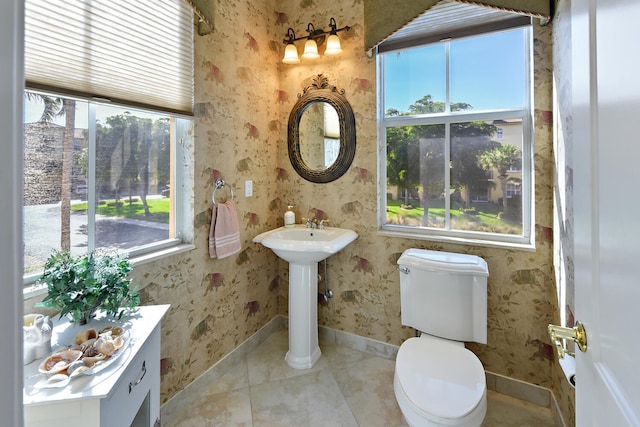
[245,180,253,197]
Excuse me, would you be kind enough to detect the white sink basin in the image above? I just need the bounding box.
[253,225,358,264]
[253,224,358,369]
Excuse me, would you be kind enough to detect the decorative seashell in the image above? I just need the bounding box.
[113,335,124,350]
[82,344,99,358]
[80,338,97,349]
[66,359,85,376]
[99,326,124,337]
[93,335,110,349]
[38,349,83,375]
[68,364,90,378]
[98,340,116,356]
[46,373,70,387]
[75,328,98,345]
[82,353,106,367]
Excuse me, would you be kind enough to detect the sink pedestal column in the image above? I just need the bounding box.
[285,262,321,369]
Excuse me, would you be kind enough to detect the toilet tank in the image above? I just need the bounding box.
[397,248,489,344]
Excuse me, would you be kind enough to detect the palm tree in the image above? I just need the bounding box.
[478,144,521,215]
[60,99,76,251]
[25,93,61,122]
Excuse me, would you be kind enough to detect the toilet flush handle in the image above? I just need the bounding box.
[398,266,410,274]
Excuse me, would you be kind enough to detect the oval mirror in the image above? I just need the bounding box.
[288,74,356,183]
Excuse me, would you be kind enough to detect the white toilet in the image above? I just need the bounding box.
[394,248,489,427]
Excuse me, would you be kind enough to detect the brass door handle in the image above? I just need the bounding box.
[548,321,587,359]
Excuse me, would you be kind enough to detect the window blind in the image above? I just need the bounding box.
[25,0,194,115]
[364,0,551,52]
[377,1,531,53]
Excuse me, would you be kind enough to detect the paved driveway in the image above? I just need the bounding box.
[23,202,169,272]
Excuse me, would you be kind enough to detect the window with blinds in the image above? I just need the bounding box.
[22,1,194,284]
[24,0,194,115]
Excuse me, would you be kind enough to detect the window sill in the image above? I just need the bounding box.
[377,228,536,252]
[129,242,195,267]
[23,243,196,300]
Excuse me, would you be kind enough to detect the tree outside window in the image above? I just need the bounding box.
[379,26,531,244]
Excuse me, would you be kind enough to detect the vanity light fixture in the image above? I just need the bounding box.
[283,29,301,64]
[282,17,350,64]
[302,24,320,60]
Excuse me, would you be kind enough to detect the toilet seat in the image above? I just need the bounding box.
[395,336,486,424]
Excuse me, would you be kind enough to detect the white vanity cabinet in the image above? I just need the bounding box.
[24,304,169,427]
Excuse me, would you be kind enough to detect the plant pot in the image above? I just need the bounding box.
[69,307,98,325]
[79,310,94,325]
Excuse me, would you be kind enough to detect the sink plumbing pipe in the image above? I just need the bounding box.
[318,259,333,304]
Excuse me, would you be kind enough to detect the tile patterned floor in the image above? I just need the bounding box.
[161,329,557,427]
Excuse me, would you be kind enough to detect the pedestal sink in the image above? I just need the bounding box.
[253,225,358,369]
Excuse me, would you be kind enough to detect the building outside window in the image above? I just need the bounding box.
[378,25,532,246]
[506,182,522,198]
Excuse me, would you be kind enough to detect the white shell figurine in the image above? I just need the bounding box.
[23,313,53,365]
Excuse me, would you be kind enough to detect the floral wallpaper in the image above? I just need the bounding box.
[128,0,284,401]
[23,0,570,419]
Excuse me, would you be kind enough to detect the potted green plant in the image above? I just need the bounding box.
[36,250,140,325]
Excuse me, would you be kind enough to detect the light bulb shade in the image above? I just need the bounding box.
[282,43,300,64]
[324,34,343,55]
[302,39,320,59]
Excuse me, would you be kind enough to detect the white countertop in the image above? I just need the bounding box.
[23,304,169,406]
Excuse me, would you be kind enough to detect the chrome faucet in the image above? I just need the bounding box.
[304,218,330,229]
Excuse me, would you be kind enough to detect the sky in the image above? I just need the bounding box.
[383,27,528,114]
[24,97,87,127]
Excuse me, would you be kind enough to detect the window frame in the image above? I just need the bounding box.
[22,90,194,287]
[376,25,534,249]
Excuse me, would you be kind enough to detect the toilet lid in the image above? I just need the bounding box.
[396,337,486,420]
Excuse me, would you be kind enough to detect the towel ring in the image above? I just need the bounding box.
[212,178,234,205]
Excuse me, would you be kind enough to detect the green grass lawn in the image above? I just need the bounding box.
[386,199,521,234]
[71,197,170,224]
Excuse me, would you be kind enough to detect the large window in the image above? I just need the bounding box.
[23,0,194,283]
[23,92,193,280]
[378,26,533,247]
